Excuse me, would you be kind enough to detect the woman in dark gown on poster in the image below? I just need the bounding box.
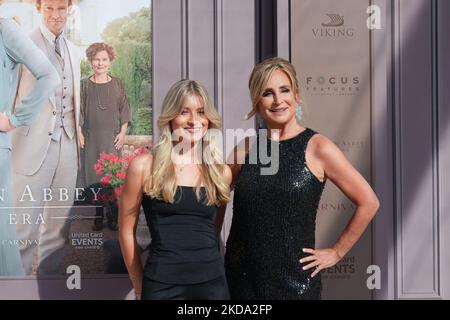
[218,57,380,300]
[78,42,131,231]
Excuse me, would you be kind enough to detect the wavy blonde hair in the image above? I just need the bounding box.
[245,57,300,120]
[144,80,230,206]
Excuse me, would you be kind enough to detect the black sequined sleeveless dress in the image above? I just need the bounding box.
[225,128,326,300]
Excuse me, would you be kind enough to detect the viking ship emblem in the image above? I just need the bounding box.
[321,14,344,27]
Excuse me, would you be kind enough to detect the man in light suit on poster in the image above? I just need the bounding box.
[1,1,58,276]
[11,0,82,275]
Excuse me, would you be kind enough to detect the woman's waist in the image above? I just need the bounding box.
[148,248,222,260]
[143,255,225,284]
[146,246,223,270]
[83,128,119,134]
[226,233,315,259]
[228,220,316,241]
[147,218,217,238]
[149,238,220,255]
[226,246,315,272]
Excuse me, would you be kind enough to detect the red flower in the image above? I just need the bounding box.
[97,193,108,203]
[100,174,111,186]
[94,147,151,205]
[116,171,126,180]
[114,187,123,197]
[100,152,108,161]
[136,147,148,156]
[108,153,119,163]
[94,162,103,175]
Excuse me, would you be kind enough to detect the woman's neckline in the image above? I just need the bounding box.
[267,127,309,143]
[89,75,113,84]
[178,185,205,188]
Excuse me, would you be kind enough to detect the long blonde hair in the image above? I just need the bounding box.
[246,57,300,120]
[144,80,230,206]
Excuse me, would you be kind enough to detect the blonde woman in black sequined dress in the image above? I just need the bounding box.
[218,57,380,299]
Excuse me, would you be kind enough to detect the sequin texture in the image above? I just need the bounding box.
[225,128,326,299]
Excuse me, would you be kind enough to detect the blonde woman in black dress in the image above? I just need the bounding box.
[119,80,232,300]
[219,57,380,299]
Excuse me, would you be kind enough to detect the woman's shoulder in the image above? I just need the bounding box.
[308,131,341,161]
[80,77,93,93]
[110,76,126,90]
[110,76,124,84]
[81,77,92,85]
[223,164,233,186]
[129,153,153,175]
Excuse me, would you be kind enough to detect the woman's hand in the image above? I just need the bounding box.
[114,132,125,150]
[78,131,85,149]
[0,112,15,132]
[300,248,342,278]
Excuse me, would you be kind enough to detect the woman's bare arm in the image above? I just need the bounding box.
[119,154,152,298]
[301,135,380,277]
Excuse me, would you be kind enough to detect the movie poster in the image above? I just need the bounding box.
[291,0,373,300]
[0,0,152,279]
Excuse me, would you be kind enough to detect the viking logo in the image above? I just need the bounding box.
[322,14,344,27]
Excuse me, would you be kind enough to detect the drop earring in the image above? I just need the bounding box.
[296,103,303,121]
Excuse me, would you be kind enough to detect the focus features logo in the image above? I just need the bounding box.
[305,75,360,97]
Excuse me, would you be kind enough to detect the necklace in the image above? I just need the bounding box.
[175,162,200,172]
[93,74,110,110]
[176,163,190,172]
